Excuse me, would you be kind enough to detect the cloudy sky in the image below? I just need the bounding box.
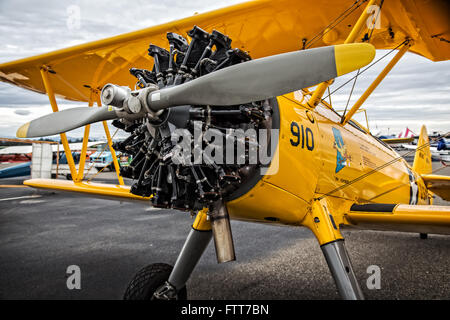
[0,0,449,139]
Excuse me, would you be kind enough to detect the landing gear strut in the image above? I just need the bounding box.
[123,263,187,300]
[321,240,365,300]
[124,209,214,300]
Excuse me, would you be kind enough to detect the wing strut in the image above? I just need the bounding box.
[39,67,124,185]
[76,91,95,182]
[341,40,412,125]
[40,66,78,180]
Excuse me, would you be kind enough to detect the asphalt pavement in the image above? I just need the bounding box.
[0,172,449,300]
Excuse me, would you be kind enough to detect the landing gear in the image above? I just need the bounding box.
[308,199,365,300]
[420,233,428,239]
[123,263,187,300]
[125,209,213,300]
[321,240,364,300]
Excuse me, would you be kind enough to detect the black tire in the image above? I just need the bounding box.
[66,174,72,180]
[123,263,187,300]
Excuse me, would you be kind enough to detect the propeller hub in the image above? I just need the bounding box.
[128,96,142,114]
[101,84,131,108]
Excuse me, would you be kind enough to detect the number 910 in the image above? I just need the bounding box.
[290,122,314,151]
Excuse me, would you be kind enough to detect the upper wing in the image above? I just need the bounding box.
[421,174,450,201]
[0,0,449,103]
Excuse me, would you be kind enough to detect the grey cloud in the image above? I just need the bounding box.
[13,109,31,116]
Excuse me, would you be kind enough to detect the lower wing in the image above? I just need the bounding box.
[24,179,150,202]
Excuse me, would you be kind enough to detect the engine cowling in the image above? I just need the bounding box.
[108,26,279,212]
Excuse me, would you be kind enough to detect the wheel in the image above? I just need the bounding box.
[123,263,187,300]
[66,174,72,180]
[420,233,428,239]
[51,174,57,179]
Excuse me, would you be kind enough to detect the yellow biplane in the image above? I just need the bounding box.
[1,0,449,300]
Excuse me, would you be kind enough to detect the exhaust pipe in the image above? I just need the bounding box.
[210,201,236,263]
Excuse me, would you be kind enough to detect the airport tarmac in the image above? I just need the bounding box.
[0,163,449,300]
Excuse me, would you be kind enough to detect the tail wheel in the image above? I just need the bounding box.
[123,263,187,300]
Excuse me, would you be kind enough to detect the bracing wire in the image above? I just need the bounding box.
[303,0,367,49]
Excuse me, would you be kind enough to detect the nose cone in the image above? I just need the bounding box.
[334,43,376,76]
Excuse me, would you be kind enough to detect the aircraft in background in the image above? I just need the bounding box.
[0,141,104,179]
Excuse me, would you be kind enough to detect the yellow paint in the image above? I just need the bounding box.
[322,28,339,45]
[307,80,333,108]
[301,199,343,245]
[346,204,450,235]
[23,178,150,201]
[76,92,95,182]
[228,95,441,237]
[421,174,450,201]
[308,0,378,108]
[381,137,414,144]
[227,180,309,226]
[16,122,30,138]
[413,125,432,175]
[192,208,212,231]
[313,103,423,205]
[40,68,78,180]
[334,43,375,77]
[343,0,378,44]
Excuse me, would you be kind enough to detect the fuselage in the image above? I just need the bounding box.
[227,92,430,226]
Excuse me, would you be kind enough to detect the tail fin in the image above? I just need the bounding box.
[413,125,432,175]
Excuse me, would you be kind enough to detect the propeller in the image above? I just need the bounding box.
[16,43,375,138]
[147,43,375,111]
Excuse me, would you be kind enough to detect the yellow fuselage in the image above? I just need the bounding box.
[227,94,429,227]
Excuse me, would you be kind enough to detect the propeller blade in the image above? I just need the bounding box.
[148,43,375,111]
[16,106,118,138]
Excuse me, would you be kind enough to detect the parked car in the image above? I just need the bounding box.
[89,151,120,171]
